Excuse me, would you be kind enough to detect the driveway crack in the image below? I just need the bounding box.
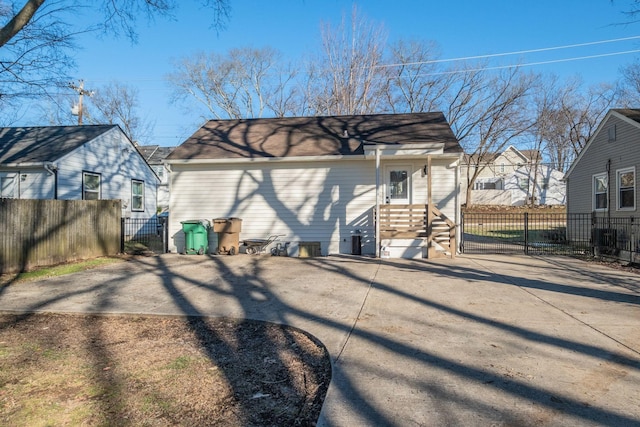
[334,261,381,363]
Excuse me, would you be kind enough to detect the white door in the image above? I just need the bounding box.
[385,166,411,204]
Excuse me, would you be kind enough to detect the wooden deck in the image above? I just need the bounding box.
[378,204,456,258]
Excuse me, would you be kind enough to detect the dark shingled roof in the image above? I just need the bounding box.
[612,108,640,124]
[168,112,461,160]
[138,145,176,164]
[0,125,117,164]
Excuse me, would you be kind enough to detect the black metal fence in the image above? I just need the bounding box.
[121,217,168,254]
[591,215,640,262]
[461,212,640,260]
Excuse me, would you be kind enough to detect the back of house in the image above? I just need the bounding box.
[166,112,463,259]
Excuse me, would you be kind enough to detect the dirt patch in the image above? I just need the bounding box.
[0,313,331,426]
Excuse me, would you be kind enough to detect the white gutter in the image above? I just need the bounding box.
[44,162,57,175]
[1,162,49,168]
[166,154,365,165]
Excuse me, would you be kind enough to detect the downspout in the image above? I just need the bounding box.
[375,147,381,258]
[44,163,58,199]
[606,159,611,227]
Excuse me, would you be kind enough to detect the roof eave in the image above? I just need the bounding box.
[166,154,366,165]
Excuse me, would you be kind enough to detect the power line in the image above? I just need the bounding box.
[409,49,640,77]
[375,35,640,69]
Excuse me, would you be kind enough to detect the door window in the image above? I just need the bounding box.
[386,167,410,204]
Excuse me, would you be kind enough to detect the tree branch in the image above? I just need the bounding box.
[0,0,46,48]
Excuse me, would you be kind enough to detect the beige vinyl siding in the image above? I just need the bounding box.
[169,160,377,255]
[567,115,640,217]
[169,157,458,255]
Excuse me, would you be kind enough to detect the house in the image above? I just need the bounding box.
[503,164,565,206]
[0,125,159,218]
[166,112,463,259]
[462,145,565,205]
[565,108,640,262]
[138,145,175,213]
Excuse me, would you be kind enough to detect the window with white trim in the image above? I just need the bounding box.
[593,173,608,211]
[131,180,145,211]
[153,166,164,179]
[83,172,101,200]
[518,178,529,190]
[1,175,16,198]
[617,167,635,210]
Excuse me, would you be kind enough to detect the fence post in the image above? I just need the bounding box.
[524,212,529,255]
[120,217,125,253]
[163,217,169,254]
[460,212,465,254]
[591,211,596,256]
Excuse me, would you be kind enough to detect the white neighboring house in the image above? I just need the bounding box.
[137,145,175,213]
[0,125,159,218]
[503,164,566,206]
[166,113,463,259]
[463,145,565,205]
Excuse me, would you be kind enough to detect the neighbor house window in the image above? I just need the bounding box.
[153,166,164,179]
[518,178,529,190]
[617,167,635,210]
[541,178,549,190]
[608,125,616,142]
[1,176,16,198]
[83,172,101,200]
[593,173,608,211]
[131,180,145,211]
[475,180,496,190]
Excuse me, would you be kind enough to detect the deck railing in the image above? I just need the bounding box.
[378,204,457,258]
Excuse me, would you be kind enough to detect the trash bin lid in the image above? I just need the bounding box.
[181,219,211,226]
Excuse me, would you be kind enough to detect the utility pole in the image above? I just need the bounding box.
[69,80,94,125]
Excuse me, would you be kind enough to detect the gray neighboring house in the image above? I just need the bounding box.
[0,125,159,218]
[138,145,175,213]
[565,108,640,261]
[166,112,463,259]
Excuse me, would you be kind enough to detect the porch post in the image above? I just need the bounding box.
[375,147,381,258]
[427,155,434,258]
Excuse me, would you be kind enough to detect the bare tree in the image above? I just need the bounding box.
[1,1,75,103]
[383,38,452,113]
[445,65,539,206]
[1,1,230,108]
[1,1,230,48]
[306,5,389,115]
[86,81,154,144]
[617,60,640,106]
[559,79,618,161]
[34,81,154,143]
[167,47,299,120]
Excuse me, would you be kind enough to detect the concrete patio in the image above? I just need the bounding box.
[0,253,639,426]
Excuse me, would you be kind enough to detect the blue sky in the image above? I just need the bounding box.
[39,1,640,145]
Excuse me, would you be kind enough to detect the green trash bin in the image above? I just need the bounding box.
[181,219,211,255]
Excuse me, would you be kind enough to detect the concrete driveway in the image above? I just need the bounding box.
[1,254,639,426]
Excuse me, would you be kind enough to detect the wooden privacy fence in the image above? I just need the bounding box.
[0,199,121,274]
